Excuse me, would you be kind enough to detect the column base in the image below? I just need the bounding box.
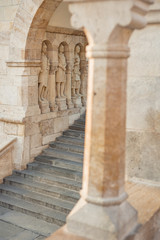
[81,96,86,107]
[56,97,67,111]
[66,198,139,240]
[46,225,90,240]
[72,96,82,108]
[39,101,50,114]
[67,99,74,109]
[49,102,58,112]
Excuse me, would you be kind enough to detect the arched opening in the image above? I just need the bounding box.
[3,0,88,169]
[0,1,88,238]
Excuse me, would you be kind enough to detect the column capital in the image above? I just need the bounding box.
[66,0,154,45]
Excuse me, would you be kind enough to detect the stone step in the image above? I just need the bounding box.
[42,148,83,162]
[0,194,66,226]
[56,135,84,147]
[13,169,81,191]
[0,211,58,237]
[35,155,83,172]
[27,162,82,182]
[74,119,85,125]
[80,113,86,120]
[0,113,86,239]
[0,184,74,214]
[50,142,84,154]
[63,129,85,139]
[4,175,80,203]
[69,124,85,132]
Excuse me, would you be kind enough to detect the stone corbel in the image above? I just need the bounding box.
[146,1,160,24]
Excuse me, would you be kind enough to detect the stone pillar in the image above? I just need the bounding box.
[66,62,74,109]
[3,61,41,169]
[47,0,154,240]
[49,63,58,112]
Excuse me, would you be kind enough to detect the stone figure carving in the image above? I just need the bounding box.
[56,44,67,98]
[38,42,50,104]
[72,45,81,97]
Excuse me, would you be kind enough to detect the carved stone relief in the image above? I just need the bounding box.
[72,45,81,97]
[38,41,50,114]
[71,45,82,108]
[56,44,67,99]
[39,29,88,114]
[55,44,67,111]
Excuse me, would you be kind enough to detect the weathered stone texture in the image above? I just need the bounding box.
[127,23,160,183]
[0,136,16,183]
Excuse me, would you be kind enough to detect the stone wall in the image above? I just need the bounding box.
[26,26,87,162]
[0,23,87,172]
[126,6,160,183]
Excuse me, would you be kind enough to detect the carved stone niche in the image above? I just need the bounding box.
[38,41,51,114]
[55,42,68,111]
[71,44,83,108]
[46,27,88,110]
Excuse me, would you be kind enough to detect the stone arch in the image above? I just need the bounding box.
[9,0,62,61]
[59,41,69,61]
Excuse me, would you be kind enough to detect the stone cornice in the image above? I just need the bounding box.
[6,60,41,67]
[46,26,85,36]
[147,2,160,24]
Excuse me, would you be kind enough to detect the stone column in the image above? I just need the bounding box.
[80,53,88,107]
[47,0,154,240]
[66,61,74,109]
[49,63,58,112]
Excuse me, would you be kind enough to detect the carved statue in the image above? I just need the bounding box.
[38,42,50,103]
[56,44,67,98]
[72,45,81,97]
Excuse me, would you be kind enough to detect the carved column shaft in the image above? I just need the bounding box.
[49,63,58,112]
[66,61,74,109]
[80,53,88,106]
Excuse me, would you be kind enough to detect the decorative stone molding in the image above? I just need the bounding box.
[47,26,85,36]
[146,1,160,24]
[6,61,41,68]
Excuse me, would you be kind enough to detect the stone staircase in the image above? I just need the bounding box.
[0,115,85,240]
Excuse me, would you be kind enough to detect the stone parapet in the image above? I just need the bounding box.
[0,135,16,183]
